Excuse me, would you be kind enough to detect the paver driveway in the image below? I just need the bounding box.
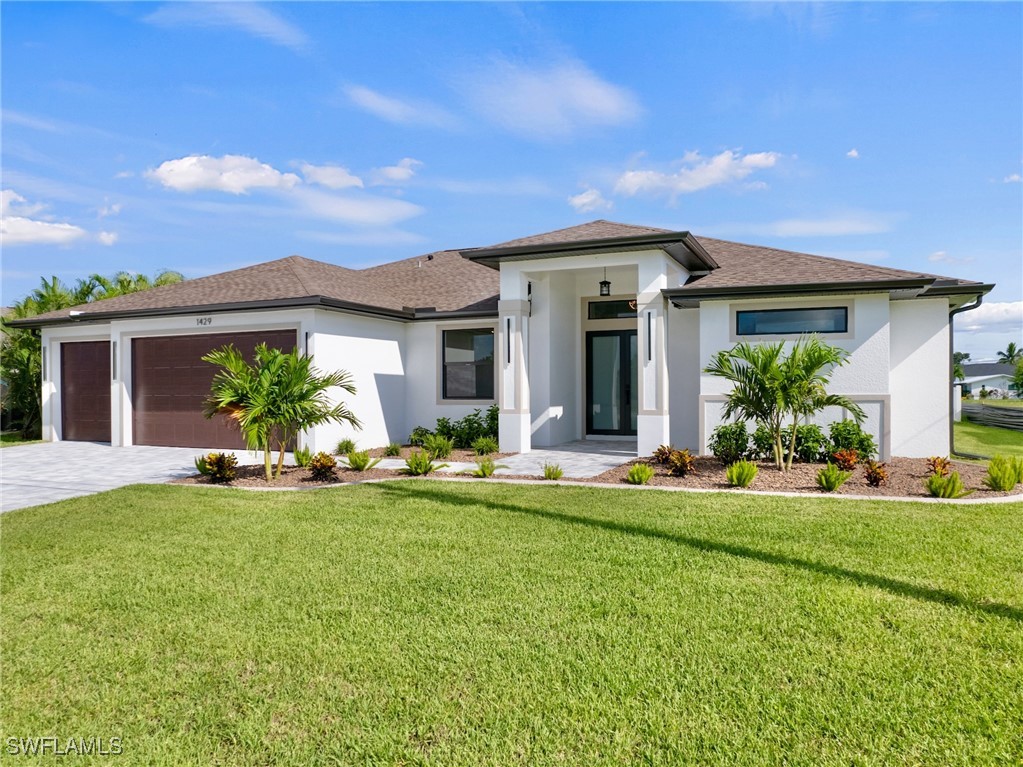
[0,442,258,513]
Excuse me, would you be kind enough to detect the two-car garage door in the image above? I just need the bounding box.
[131,330,297,448]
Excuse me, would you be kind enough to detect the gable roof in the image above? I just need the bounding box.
[9,219,991,328]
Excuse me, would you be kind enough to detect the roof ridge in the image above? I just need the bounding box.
[283,255,326,296]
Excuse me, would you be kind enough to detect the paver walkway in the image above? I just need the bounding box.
[2,440,636,513]
[0,442,281,513]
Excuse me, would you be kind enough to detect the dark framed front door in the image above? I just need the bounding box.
[586,330,637,436]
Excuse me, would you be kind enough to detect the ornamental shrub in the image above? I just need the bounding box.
[925,472,972,499]
[863,460,888,487]
[309,452,338,482]
[708,422,749,465]
[725,459,758,488]
[816,463,851,492]
[626,463,655,485]
[829,420,877,459]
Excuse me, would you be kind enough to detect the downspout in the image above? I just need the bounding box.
[949,295,986,459]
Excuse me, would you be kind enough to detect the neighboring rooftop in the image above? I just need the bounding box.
[962,362,1017,377]
[10,219,992,327]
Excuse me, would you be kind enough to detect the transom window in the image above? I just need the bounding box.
[588,299,637,320]
[442,329,495,400]
[736,307,848,336]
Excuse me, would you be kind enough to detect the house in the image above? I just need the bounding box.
[11,220,993,459]
[960,362,1019,397]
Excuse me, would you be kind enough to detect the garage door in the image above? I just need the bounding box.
[132,330,297,448]
[61,341,112,442]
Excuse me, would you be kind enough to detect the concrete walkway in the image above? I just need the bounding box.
[0,442,287,513]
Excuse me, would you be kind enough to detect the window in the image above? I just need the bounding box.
[588,299,637,320]
[442,329,495,399]
[736,307,848,336]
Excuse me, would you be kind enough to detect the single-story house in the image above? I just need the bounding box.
[960,362,1019,397]
[12,220,993,459]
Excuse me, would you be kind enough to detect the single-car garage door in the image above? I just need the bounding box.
[132,330,297,448]
[61,341,112,442]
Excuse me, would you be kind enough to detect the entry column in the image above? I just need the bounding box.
[636,291,670,455]
[498,298,531,453]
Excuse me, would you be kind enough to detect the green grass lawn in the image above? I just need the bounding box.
[969,398,1023,408]
[2,482,1022,766]
[0,431,41,448]
[954,420,1023,458]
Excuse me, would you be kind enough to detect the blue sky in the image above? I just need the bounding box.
[2,2,1020,358]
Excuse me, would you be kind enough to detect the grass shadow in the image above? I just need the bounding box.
[377,481,1023,623]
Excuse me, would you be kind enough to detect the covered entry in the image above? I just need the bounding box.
[61,340,111,442]
[586,329,638,436]
[131,329,296,448]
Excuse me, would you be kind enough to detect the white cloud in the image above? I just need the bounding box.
[290,188,423,227]
[114,170,135,179]
[1,189,118,247]
[146,154,301,194]
[370,158,423,186]
[296,229,426,246]
[144,3,309,52]
[568,188,612,213]
[1,109,61,133]
[300,163,363,190]
[614,150,781,198]
[343,85,456,129]
[1004,173,1022,183]
[98,202,122,218]
[461,59,641,140]
[846,148,860,159]
[956,301,1023,334]
[928,250,974,265]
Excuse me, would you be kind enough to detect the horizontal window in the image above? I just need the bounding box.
[736,307,848,336]
[442,329,494,400]
[588,299,637,320]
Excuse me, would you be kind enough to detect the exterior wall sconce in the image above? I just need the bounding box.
[599,268,611,297]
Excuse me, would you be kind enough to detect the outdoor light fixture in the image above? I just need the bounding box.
[599,268,611,297]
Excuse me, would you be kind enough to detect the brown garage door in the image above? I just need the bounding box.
[62,341,112,442]
[132,330,297,448]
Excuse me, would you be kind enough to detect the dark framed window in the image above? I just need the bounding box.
[736,307,848,336]
[588,299,638,320]
[442,329,495,400]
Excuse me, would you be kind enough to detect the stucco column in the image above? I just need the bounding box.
[636,291,670,455]
[498,298,531,453]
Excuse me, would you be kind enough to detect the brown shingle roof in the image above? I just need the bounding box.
[684,236,980,292]
[14,220,988,327]
[484,219,672,249]
[21,251,499,325]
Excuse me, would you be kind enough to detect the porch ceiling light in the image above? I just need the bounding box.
[599,268,611,297]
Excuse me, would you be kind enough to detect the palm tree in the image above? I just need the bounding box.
[705,336,864,471]
[90,270,184,299]
[202,344,360,482]
[997,342,1022,365]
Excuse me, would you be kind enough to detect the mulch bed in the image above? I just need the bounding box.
[173,455,1021,499]
[578,456,1022,499]
[365,446,511,462]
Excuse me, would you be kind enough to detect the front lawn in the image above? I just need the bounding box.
[2,483,1021,765]
[954,420,1023,458]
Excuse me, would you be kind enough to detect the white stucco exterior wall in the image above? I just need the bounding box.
[310,309,407,453]
[695,294,893,457]
[889,298,950,457]
[402,317,500,443]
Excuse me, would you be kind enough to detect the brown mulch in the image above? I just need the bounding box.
[172,455,1021,499]
[172,464,399,488]
[578,456,1022,499]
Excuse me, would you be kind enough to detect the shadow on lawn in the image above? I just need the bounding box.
[378,482,1023,624]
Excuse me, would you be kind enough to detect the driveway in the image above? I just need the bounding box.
[0,442,265,513]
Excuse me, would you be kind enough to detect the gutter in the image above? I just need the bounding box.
[948,296,987,460]
[663,278,935,306]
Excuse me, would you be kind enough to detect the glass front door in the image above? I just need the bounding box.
[586,330,637,436]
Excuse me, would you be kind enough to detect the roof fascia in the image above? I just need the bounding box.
[662,278,937,307]
[460,230,717,272]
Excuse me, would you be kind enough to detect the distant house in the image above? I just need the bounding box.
[10,220,994,458]
[960,362,1019,396]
